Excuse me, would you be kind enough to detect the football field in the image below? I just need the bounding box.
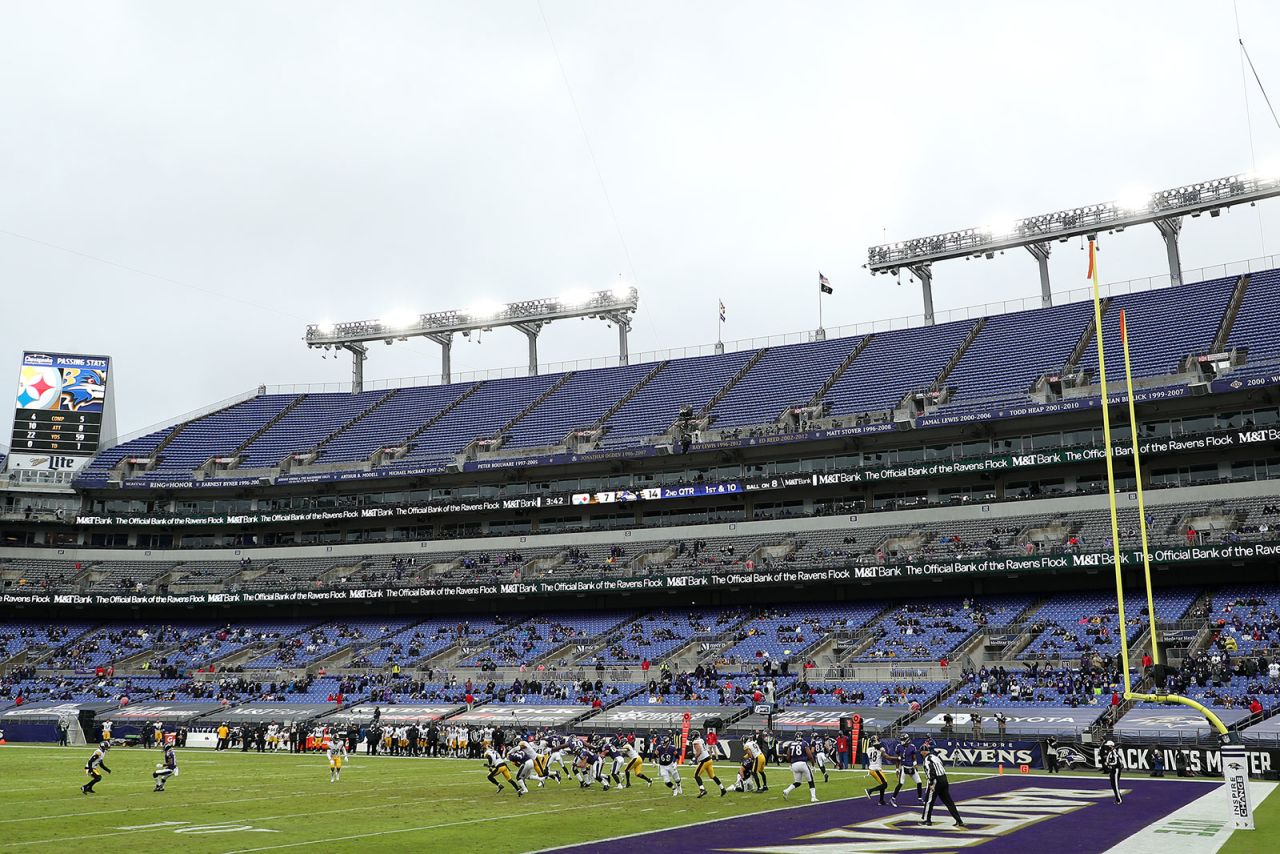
[0,745,1275,853]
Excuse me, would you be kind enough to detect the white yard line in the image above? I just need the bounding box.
[3,794,438,847]
[526,796,850,853]
[0,791,310,825]
[218,799,661,854]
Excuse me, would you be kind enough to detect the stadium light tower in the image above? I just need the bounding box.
[866,169,1280,324]
[305,286,639,391]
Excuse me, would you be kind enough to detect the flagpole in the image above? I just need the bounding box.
[817,280,825,340]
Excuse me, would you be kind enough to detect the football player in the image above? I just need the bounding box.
[153,742,179,792]
[547,732,571,776]
[620,739,652,788]
[327,737,348,783]
[891,736,924,805]
[864,736,889,805]
[573,746,595,788]
[689,731,727,798]
[596,742,617,790]
[486,744,521,796]
[532,743,562,785]
[743,736,767,791]
[813,732,831,783]
[730,755,758,792]
[81,741,111,794]
[656,737,683,796]
[507,744,535,793]
[607,740,629,788]
[781,736,818,802]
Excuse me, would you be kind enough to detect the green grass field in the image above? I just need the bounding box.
[0,745,891,853]
[0,744,1273,853]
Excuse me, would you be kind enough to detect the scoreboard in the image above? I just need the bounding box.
[8,352,113,472]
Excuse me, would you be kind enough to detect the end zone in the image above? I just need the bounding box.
[547,776,1246,854]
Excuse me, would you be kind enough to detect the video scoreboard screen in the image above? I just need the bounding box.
[9,351,112,471]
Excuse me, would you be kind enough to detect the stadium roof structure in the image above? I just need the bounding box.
[304,286,639,392]
[867,169,1280,324]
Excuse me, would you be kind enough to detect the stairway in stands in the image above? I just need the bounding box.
[592,360,669,431]
[810,335,875,406]
[496,372,577,437]
[308,388,400,458]
[231,394,307,457]
[929,318,987,394]
[1211,273,1252,353]
[1063,297,1112,375]
[399,382,486,454]
[698,348,769,418]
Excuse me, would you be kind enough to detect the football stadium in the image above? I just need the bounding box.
[5,3,1280,853]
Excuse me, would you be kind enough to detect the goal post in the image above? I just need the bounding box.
[1087,238,1252,830]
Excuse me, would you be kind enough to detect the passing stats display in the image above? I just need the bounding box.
[8,351,113,471]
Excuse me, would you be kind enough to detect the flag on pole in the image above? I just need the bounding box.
[819,272,833,294]
[1086,240,1096,280]
[718,300,726,322]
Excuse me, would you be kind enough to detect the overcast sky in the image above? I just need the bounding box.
[3,1,1280,439]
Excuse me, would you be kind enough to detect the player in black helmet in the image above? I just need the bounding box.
[81,741,112,794]
[153,741,179,791]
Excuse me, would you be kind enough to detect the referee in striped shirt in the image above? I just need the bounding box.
[920,743,965,828]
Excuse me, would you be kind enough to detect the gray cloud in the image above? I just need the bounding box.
[2,0,1278,436]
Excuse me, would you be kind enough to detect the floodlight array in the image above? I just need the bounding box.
[305,286,639,347]
[867,169,1280,272]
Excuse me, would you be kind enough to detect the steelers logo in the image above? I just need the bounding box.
[15,366,62,409]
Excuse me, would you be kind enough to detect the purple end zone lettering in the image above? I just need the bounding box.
[551,775,1215,854]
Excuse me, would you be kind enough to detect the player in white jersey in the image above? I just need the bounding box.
[864,737,890,805]
[81,741,112,794]
[690,733,727,798]
[743,738,767,791]
[532,741,562,785]
[620,740,652,788]
[485,746,522,796]
[266,722,280,751]
[326,739,348,783]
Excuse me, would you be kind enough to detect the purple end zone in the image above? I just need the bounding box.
[554,775,1218,854]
